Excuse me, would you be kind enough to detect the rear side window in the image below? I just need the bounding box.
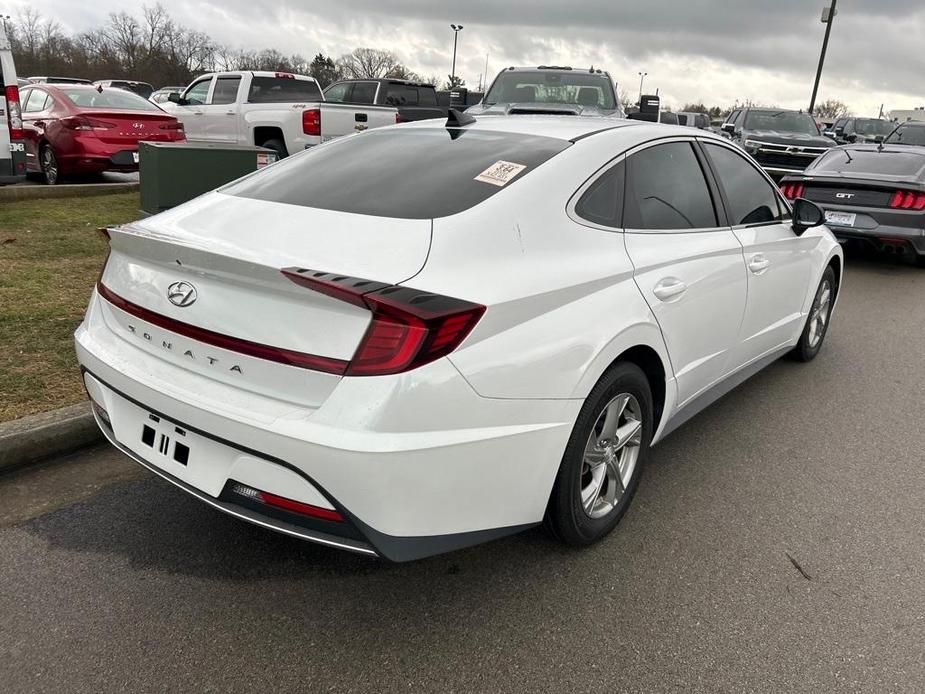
[24,90,50,112]
[225,128,570,219]
[350,82,377,104]
[248,77,322,103]
[211,77,241,105]
[624,142,717,230]
[323,82,350,102]
[703,143,783,225]
[575,160,625,228]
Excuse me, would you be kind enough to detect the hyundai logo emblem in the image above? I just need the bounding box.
[166,281,197,307]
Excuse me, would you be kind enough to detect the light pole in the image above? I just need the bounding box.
[637,71,648,105]
[809,1,838,114]
[450,24,464,86]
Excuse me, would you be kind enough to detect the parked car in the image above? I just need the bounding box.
[1,28,26,184]
[160,71,398,158]
[829,117,894,145]
[149,86,185,105]
[78,115,842,561]
[324,78,445,122]
[659,111,679,125]
[93,80,155,100]
[781,122,925,265]
[722,107,835,176]
[467,66,624,117]
[27,76,92,85]
[676,111,711,129]
[19,84,185,184]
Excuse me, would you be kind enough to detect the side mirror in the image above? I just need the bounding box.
[847,133,857,143]
[167,92,183,104]
[874,135,885,143]
[722,122,735,135]
[792,198,825,236]
[834,127,844,137]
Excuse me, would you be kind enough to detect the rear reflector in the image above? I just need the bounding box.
[781,182,805,200]
[96,281,349,374]
[282,268,485,376]
[302,108,321,136]
[5,85,23,139]
[230,482,344,522]
[889,190,925,211]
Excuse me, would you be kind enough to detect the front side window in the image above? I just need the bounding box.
[704,143,782,226]
[211,77,241,105]
[184,79,212,106]
[574,160,625,228]
[323,82,351,103]
[624,142,717,230]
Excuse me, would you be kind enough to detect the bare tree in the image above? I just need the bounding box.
[337,48,399,79]
[813,99,851,119]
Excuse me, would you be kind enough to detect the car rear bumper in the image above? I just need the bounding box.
[75,290,579,560]
[818,205,925,254]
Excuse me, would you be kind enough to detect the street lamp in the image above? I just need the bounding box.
[638,71,648,105]
[450,24,464,85]
[809,1,838,114]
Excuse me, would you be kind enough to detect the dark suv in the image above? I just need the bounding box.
[829,117,894,145]
[722,108,835,176]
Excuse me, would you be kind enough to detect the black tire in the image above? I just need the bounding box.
[261,138,288,159]
[40,144,60,185]
[790,265,836,362]
[544,362,653,546]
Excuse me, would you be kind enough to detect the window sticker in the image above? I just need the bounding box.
[475,160,528,187]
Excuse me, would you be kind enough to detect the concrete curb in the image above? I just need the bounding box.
[0,402,102,473]
[0,182,139,201]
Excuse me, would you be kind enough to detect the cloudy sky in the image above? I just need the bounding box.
[8,0,924,115]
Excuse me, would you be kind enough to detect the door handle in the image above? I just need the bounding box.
[192,110,204,115]
[225,110,235,115]
[748,254,771,274]
[33,120,45,128]
[653,278,688,302]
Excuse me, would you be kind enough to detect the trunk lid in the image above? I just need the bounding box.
[81,109,181,144]
[98,192,432,404]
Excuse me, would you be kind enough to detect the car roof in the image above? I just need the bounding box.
[399,114,729,143]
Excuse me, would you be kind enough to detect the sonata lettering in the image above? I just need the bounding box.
[125,323,242,374]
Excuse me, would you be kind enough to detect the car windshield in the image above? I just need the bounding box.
[744,110,819,135]
[811,148,925,177]
[61,87,161,111]
[885,124,925,146]
[854,119,893,136]
[484,71,616,109]
[224,128,571,219]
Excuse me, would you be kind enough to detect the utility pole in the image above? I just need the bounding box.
[637,71,647,105]
[450,24,464,85]
[809,1,838,114]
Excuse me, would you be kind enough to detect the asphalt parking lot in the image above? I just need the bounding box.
[1,250,923,693]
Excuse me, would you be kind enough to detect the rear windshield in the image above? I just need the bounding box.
[885,125,925,146]
[247,77,322,103]
[60,88,161,111]
[811,148,925,177]
[225,128,570,219]
[744,110,819,135]
[485,71,616,110]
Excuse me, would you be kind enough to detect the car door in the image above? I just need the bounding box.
[700,140,817,368]
[199,75,241,144]
[172,77,213,141]
[20,88,51,170]
[622,139,748,407]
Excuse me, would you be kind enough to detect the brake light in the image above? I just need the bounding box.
[274,72,295,79]
[60,116,115,131]
[159,121,184,131]
[889,190,925,211]
[302,108,321,136]
[5,85,23,139]
[781,182,805,200]
[395,113,407,124]
[282,268,486,376]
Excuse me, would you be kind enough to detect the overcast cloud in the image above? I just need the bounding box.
[7,0,924,115]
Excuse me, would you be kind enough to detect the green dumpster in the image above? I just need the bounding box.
[139,141,277,214]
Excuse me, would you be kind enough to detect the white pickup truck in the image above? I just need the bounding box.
[160,71,398,158]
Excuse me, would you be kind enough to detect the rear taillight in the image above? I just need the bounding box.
[60,116,115,131]
[282,268,486,376]
[302,108,321,136]
[159,121,184,131]
[395,113,407,124]
[230,482,344,522]
[781,182,805,200]
[889,190,925,211]
[5,85,23,139]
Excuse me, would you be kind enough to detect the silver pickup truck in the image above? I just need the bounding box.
[160,71,399,158]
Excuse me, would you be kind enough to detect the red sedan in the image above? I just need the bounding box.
[19,84,185,184]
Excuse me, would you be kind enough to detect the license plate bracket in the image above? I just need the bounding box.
[141,414,191,466]
[825,210,856,227]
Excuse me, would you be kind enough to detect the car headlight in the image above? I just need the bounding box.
[743,139,763,152]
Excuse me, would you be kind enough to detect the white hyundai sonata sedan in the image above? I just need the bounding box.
[76,114,843,561]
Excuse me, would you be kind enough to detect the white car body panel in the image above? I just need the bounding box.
[75,116,844,560]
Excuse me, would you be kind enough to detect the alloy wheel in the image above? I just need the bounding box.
[41,147,59,185]
[580,393,643,519]
[807,278,832,348]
